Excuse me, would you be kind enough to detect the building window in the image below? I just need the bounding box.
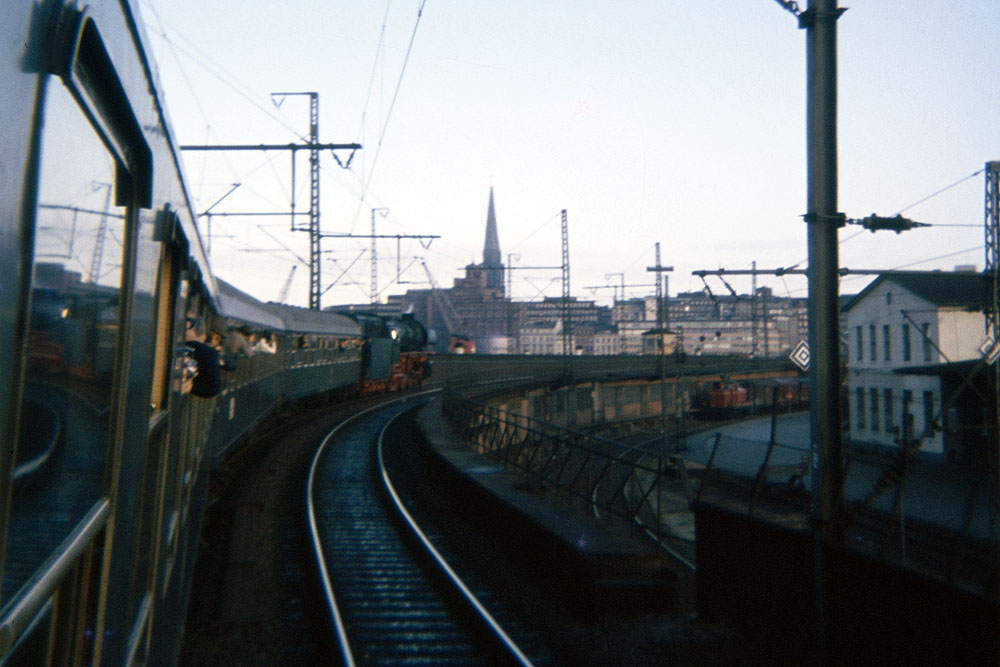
[884,388,894,434]
[902,323,911,362]
[869,324,877,362]
[923,390,936,433]
[856,387,866,430]
[870,387,880,432]
[922,323,932,362]
[883,324,891,362]
[856,326,863,362]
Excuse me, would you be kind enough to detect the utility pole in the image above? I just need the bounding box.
[88,183,113,284]
[560,210,573,380]
[277,91,324,308]
[506,253,520,354]
[751,260,759,357]
[985,161,1000,479]
[504,257,562,355]
[773,1,846,661]
[802,0,846,542]
[182,91,361,310]
[198,183,241,259]
[771,0,848,539]
[647,244,675,449]
[370,208,389,304]
[323,230,438,301]
[646,250,674,331]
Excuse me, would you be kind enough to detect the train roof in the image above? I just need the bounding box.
[266,302,361,337]
[215,280,362,336]
[214,280,288,331]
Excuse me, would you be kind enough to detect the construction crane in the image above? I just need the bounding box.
[276,265,297,303]
[420,261,474,353]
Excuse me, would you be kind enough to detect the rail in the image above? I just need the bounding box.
[377,404,534,666]
[309,391,537,665]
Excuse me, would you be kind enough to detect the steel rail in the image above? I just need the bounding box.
[306,397,424,667]
[376,406,535,667]
[310,389,533,665]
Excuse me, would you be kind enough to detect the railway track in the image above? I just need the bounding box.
[308,395,548,665]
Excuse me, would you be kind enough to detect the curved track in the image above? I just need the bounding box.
[307,395,542,665]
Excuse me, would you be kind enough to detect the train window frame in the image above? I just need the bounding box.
[52,9,152,208]
[149,208,183,419]
[0,9,154,659]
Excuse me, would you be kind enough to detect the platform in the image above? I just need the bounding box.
[415,395,695,615]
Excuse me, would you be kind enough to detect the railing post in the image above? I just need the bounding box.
[697,433,723,506]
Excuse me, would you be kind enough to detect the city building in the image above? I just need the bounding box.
[387,188,814,359]
[841,270,993,457]
[400,190,509,352]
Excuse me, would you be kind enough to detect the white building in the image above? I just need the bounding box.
[842,271,991,455]
[520,320,566,355]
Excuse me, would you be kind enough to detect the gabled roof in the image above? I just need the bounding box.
[841,271,992,312]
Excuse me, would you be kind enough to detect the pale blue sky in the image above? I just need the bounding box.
[141,1,999,308]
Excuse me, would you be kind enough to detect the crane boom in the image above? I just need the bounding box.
[277,265,297,303]
[421,261,474,353]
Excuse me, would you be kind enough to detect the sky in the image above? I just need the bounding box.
[139,1,1000,309]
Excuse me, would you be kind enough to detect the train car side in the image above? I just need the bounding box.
[693,377,809,419]
[0,4,432,665]
[0,3,235,664]
[209,280,363,462]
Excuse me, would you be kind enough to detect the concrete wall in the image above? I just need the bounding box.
[695,503,999,664]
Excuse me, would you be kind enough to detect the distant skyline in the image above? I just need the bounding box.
[141,1,999,308]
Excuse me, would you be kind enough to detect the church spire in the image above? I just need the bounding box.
[482,187,503,291]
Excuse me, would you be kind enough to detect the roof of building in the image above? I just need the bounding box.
[893,358,997,383]
[841,271,992,312]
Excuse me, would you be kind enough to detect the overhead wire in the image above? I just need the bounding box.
[359,0,428,207]
[509,212,562,252]
[141,2,234,190]
[358,1,394,168]
[345,1,393,231]
[784,165,986,278]
[141,3,308,141]
[894,168,985,215]
[142,0,313,227]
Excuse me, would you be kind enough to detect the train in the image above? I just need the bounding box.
[0,3,428,664]
[691,377,810,419]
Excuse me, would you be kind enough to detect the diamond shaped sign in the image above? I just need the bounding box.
[790,339,810,371]
[980,336,1000,365]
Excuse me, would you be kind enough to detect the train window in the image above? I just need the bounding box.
[5,81,125,600]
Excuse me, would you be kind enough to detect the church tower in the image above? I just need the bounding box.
[482,187,504,292]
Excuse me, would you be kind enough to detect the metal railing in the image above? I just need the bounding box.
[442,387,699,561]
[444,383,1000,596]
[694,428,1000,598]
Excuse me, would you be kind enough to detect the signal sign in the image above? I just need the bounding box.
[790,340,810,370]
[979,336,1000,365]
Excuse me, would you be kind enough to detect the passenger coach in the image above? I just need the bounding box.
[0,2,396,664]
